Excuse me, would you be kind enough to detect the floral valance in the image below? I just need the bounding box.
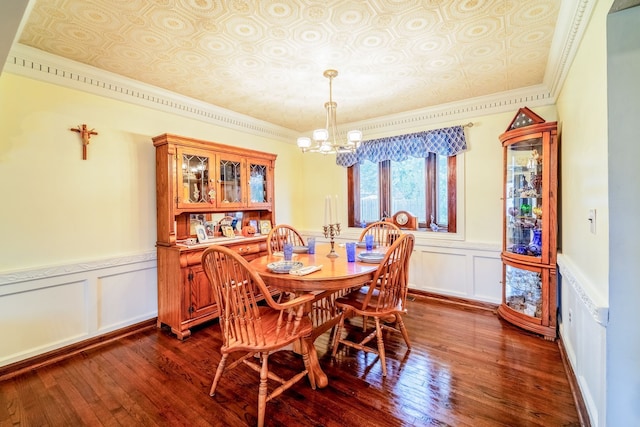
[336,125,467,167]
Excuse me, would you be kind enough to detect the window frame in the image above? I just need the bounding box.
[348,153,457,233]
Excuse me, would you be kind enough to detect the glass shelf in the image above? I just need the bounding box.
[505,264,542,318]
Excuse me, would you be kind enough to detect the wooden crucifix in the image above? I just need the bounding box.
[70,124,98,160]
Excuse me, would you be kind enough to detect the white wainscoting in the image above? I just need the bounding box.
[0,252,157,367]
[557,254,608,427]
[409,240,503,304]
[0,239,502,368]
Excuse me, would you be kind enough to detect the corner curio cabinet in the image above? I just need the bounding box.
[153,133,277,339]
[497,108,558,340]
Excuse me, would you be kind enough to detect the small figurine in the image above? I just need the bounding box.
[527,149,541,169]
[429,215,439,232]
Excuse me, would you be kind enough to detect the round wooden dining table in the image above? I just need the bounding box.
[248,243,382,388]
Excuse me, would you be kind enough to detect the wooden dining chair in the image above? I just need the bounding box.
[359,221,402,247]
[266,224,306,255]
[358,221,404,329]
[201,245,316,427]
[331,233,415,377]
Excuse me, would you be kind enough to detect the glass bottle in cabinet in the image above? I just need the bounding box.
[498,107,558,340]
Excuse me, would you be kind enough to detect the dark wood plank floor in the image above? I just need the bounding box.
[0,297,580,426]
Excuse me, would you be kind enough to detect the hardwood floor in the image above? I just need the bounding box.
[0,297,581,426]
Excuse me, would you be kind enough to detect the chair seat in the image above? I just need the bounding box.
[335,287,405,318]
[224,306,313,353]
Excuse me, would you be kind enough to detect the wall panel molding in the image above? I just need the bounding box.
[557,254,609,326]
[0,250,156,287]
[1,251,158,367]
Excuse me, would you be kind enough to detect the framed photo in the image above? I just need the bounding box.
[195,224,208,243]
[204,221,216,237]
[221,225,235,238]
[259,220,272,235]
[249,220,258,231]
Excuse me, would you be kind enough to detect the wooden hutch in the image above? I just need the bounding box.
[153,133,277,339]
[497,108,559,340]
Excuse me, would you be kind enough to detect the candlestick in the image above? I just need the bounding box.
[323,222,341,258]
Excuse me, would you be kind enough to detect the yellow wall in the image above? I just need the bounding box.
[556,0,610,303]
[1,69,559,272]
[0,73,303,271]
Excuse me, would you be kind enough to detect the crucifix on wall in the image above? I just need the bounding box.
[70,124,98,160]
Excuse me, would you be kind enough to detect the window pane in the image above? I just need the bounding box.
[436,154,448,225]
[359,160,379,222]
[391,157,426,223]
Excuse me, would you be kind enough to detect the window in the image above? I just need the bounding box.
[338,125,466,233]
[348,154,457,232]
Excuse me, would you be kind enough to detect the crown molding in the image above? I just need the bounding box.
[544,0,597,98]
[5,44,297,143]
[5,0,594,144]
[345,83,555,137]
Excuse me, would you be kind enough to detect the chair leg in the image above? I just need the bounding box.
[374,318,387,377]
[331,311,346,357]
[210,353,228,396]
[397,315,412,349]
[257,352,269,427]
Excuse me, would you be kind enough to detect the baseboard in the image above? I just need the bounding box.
[557,337,592,427]
[408,289,499,312]
[0,318,157,382]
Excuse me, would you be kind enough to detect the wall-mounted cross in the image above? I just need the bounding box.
[70,124,98,160]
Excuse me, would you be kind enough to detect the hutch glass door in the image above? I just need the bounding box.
[218,154,245,208]
[178,149,215,207]
[248,160,271,207]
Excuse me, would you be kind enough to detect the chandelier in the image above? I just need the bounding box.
[296,69,362,154]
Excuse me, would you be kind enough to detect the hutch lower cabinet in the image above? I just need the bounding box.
[497,108,558,340]
[153,133,278,339]
[156,237,272,339]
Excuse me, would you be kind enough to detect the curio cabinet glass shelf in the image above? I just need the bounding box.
[498,107,558,340]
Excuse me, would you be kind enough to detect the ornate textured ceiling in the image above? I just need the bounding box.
[18,0,563,133]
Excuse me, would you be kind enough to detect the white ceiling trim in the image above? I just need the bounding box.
[5,0,595,144]
[5,43,296,141]
[544,0,597,97]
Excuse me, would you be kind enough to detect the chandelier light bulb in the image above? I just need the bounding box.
[347,130,362,144]
[297,137,311,148]
[313,128,328,142]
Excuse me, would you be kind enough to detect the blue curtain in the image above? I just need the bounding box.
[336,125,467,167]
